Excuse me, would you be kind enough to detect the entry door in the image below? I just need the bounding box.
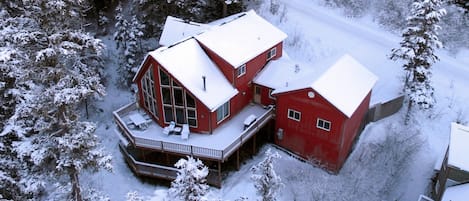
[254,85,261,104]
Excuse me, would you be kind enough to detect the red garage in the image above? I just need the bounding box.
[256,55,378,173]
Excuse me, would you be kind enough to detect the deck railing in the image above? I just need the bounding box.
[119,143,221,187]
[114,102,274,161]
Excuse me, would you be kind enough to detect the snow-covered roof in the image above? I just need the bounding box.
[195,10,287,68]
[271,54,377,118]
[312,55,378,117]
[442,183,469,201]
[448,122,469,172]
[149,38,238,112]
[253,54,318,90]
[159,16,211,47]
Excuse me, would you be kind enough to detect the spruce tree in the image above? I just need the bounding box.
[168,156,209,201]
[251,149,283,201]
[389,0,446,116]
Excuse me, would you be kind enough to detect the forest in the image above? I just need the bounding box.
[1,0,468,200]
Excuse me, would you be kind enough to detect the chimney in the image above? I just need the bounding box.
[202,76,206,91]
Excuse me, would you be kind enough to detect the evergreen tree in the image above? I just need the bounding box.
[114,4,145,85]
[251,149,283,201]
[0,1,111,200]
[389,0,446,115]
[168,156,209,201]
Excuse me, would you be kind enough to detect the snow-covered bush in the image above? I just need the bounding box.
[168,156,209,201]
[251,149,283,201]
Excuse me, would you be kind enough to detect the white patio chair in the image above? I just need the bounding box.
[181,124,190,140]
[163,121,176,135]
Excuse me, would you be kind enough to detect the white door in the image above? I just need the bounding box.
[254,85,261,104]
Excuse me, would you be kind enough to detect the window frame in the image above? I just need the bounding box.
[316,118,331,131]
[216,101,230,124]
[267,47,277,61]
[141,64,158,119]
[287,109,301,122]
[236,64,246,77]
[159,67,198,127]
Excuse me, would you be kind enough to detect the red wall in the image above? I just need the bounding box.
[134,57,212,134]
[274,88,353,172]
[199,42,284,130]
[337,91,372,169]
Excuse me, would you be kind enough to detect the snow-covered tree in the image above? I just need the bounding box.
[168,156,209,201]
[126,191,145,201]
[114,4,145,85]
[0,1,111,200]
[251,149,283,201]
[389,0,446,114]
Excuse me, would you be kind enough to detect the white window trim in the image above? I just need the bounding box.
[316,118,331,131]
[267,47,277,60]
[216,101,230,124]
[141,65,158,119]
[236,64,246,77]
[287,109,301,121]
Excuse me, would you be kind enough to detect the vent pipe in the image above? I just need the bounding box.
[202,76,206,91]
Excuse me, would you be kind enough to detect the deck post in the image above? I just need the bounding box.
[236,150,240,170]
[218,161,222,187]
[165,153,170,165]
[252,134,256,154]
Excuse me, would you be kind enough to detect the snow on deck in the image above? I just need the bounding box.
[159,16,211,47]
[311,54,378,117]
[442,183,469,201]
[449,123,469,172]
[123,104,270,151]
[150,38,238,112]
[195,10,287,68]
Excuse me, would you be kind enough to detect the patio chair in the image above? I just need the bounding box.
[163,121,176,135]
[181,124,190,140]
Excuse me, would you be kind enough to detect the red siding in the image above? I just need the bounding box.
[337,91,372,169]
[135,57,212,134]
[274,88,369,173]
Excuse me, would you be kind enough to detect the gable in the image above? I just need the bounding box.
[312,54,377,118]
[271,54,377,118]
[195,10,287,68]
[149,38,238,112]
[159,16,211,47]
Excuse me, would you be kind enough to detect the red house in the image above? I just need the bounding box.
[113,10,377,186]
[254,55,377,172]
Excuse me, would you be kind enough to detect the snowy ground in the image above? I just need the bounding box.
[83,0,469,200]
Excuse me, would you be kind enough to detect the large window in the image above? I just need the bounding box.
[287,109,301,121]
[267,47,277,61]
[159,68,197,127]
[141,65,158,118]
[316,118,331,131]
[216,101,230,123]
[236,64,246,77]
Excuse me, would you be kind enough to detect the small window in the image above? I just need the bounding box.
[216,101,230,123]
[317,118,331,131]
[236,64,246,77]
[287,109,301,121]
[267,47,277,60]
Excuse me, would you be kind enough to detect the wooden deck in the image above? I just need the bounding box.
[114,102,275,187]
[119,143,222,187]
[113,102,275,161]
